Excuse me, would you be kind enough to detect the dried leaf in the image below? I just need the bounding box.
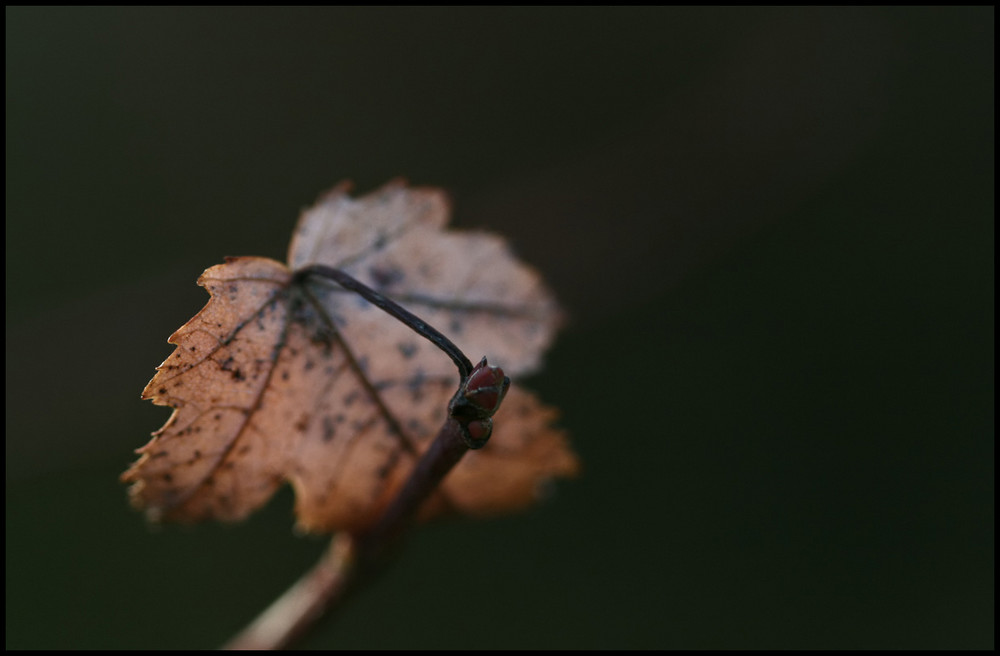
[122,180,578,533]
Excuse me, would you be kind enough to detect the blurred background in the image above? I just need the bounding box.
[5,7,993,649]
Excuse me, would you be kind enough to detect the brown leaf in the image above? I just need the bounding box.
[122,180,578,533]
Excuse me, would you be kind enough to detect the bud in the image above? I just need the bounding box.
[462,356,509,415]
[465,418,493,444]
[450,356,510,449]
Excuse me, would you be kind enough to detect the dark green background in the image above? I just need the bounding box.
[6,7,993,649]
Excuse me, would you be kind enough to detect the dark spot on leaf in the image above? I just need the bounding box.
[294,414,311,433]
[305,359,315,371]
[238,445,252,455]
[397,342,417,359]
[158,388,167,395]
[376,447,403,481]
[369,265,404,288]
[322,416,336,443]
[162,473,173,483]
[151,451,169,459]
[408,371,427,403]
[351,417,377,433]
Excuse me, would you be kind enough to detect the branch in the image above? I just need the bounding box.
[222,357,509,650]
[221,532,358,651]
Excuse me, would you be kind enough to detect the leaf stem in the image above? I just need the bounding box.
[296,264,474,379]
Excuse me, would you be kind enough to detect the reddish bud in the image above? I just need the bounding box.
[462,356,509,416]
[450,357,510,448]
[466,356,504,389]
[466,418,493,444]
